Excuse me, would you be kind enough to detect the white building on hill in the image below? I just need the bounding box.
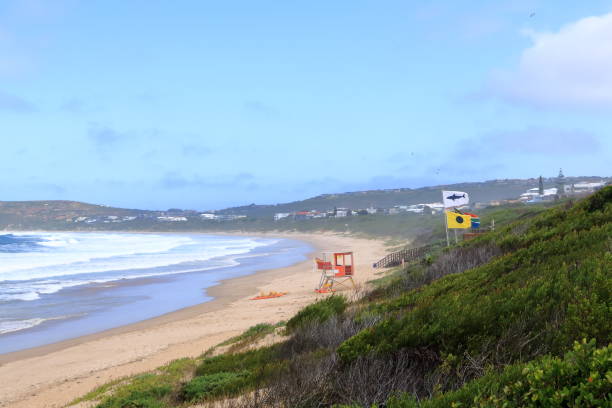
[274,213,291,221]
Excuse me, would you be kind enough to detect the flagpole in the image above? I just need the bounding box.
[445,211,450,247]
[442,191,450,247]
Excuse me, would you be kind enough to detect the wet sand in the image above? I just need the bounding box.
[0,232,388,408]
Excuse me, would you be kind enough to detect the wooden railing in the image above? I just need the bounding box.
[373,245,434,268]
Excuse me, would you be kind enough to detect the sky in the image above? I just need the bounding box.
[1,0,611,210]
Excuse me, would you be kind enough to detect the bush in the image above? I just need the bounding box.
[186,346,286,403]
[96,374,172,408]
[385,340,612,408]
[286,295,348,332]
[181,371,250,402]
[482,339,612,408]
[195,346,279,377]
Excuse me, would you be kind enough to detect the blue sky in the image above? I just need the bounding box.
[1,0,611,210]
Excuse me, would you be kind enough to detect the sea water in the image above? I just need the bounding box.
[0,232,310,353]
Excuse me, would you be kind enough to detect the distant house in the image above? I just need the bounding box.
[157,216,188,222]
[200,213,217,220]
[335,209,349,217]
[406,204,425,214]
[570,182,605,194]
[274,213,291,221]
[425,202,444,213]
[215,214,246,221]
[519,187,558,202]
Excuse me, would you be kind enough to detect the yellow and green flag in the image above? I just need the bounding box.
[446,211,471,229]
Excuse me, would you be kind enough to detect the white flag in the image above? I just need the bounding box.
[442,190,469,208]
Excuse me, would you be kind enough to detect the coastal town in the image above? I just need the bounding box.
[61,173,609,226]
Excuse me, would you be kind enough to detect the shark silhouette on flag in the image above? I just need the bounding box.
[442,190,469,208]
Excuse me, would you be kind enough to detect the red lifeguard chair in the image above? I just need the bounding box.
[314,251,356,293]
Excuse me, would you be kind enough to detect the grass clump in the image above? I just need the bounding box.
[92,358,197,408]
[218,322,283,352]
[195,346,279,376]
[96,373,172,408]
[181,370,251,402]
[180,346,286,403]
[286,295,347,332]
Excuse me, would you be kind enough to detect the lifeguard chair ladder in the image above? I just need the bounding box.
[315,251,356,293]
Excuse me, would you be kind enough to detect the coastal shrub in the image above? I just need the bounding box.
[186,346,287,402]
[96,373,172,408]
[338,188,612,364]
[196,345,279,377]
[286,295,347,332]
[384,340,612,408]
[181,370,251,401]
[91,358,197,408]
[280,311,381,359]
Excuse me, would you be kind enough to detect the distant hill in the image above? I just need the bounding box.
[0,177,608,231]
[216,177,609,217]
[0,200,150,229]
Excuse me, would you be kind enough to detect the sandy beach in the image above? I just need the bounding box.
[0,232,389,408]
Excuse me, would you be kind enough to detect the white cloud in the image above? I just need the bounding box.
[488,13,612,109]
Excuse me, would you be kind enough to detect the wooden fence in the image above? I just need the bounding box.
[373,245,434,268]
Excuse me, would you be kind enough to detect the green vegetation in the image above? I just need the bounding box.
[384,340,611,408]
[93,358,196,408]
[286,295,347,332]
[181,371,250,402]
[76,187,611,407]
[338,189,611,363]
[218,322,283,352]
[82,342,286,407]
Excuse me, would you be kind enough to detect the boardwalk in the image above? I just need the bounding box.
[373,245,433,268]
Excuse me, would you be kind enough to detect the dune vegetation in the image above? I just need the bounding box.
[74,187,611,407]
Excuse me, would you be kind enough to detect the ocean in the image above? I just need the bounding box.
[0,232,311,354]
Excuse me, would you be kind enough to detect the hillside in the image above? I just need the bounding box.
[1,177,607,237]
[0,200,148,227]
[76,187,611,407]
[216,177,606,217]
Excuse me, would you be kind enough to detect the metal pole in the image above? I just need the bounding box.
[443,191,450,247]
[444,211,450,246]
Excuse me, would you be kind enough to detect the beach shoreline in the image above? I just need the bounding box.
[0,231,389,408]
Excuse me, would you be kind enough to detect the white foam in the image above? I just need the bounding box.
[0,314,84,334]
[0,232,273,300]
